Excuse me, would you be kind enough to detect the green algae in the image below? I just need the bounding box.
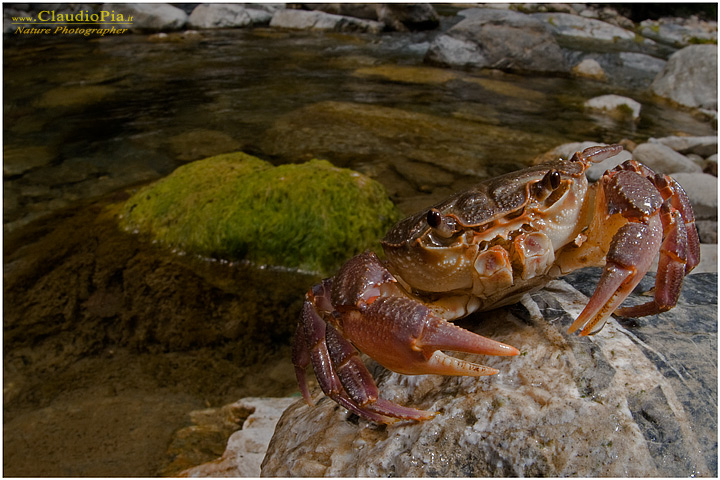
[120,152,403,275]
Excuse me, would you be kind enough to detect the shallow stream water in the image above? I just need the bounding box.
[3,27,715,476]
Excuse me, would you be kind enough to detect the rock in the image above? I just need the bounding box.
[649,135,718,157]
[584,94,641,121]
[669,172,718,220]
[697,244,718,273]
[262,272,717,477]
[571,58,606,80]
[187,4,275,29]
[353,65,458,85]
[34,85,115,109]
[651,45,718,111]
[638,17,718,48]
[120,152,402,275]
[3,145,57,177]
[295,3,439,31]
[260,101,559,181]
[531,11,637,45]
[147,30,203,43]
[177,397,296,477]
[695,220,718,244]
[618,52,666,76]
[425,8,567,73]
[100,3,187,32]
[269,8,382,33]
[632,142,703,174]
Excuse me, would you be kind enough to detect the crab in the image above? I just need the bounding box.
[292,144,700,424]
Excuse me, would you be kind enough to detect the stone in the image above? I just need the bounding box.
[187,4,274,29]
[353,65,458,85]
[425,8,567,73]
[638,18,718,47]
[3,145,57,177]
[175,397,296,477]
[571,58,606,80]
[696,220,718,244]
[669,172,718,220]
[120,152,402,275]
[34,85,115,109]
[619,52,666,76]
[100,3,187,32]
[651,45,718,111]
[531,11,636,43]
[297,3,439,31]
[584,94,641,121]
[269,8,382,33]
[262,272,717,477]
[632,142,703,175]
[649,135,718,158]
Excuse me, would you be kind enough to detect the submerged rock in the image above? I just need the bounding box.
[261,100,558,179]
[262,272,717,477]
[120,152,402,274]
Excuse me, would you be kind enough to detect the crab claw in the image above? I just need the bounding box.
[343,295,519,377]
[568,217,663,335]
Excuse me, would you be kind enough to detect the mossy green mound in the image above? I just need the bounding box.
[120,152,403,274]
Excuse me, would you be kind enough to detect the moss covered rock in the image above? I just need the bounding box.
[120,152,403,274]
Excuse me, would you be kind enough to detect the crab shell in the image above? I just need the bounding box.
[381,159,590,311]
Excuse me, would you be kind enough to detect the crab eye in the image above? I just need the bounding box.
[426,208,456,238]
[548,170,561,189]
[427,208,442,228]
[533,169,561,201]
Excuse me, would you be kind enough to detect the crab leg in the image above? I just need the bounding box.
[624,164,700,273]
[568,216,663,335]
[324,323,435,421]
[616,206,688,317]
[295,294,396,423]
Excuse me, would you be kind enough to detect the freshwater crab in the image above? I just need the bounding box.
[293,144,700,423]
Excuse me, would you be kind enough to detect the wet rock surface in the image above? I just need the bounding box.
[262,271,717,477]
